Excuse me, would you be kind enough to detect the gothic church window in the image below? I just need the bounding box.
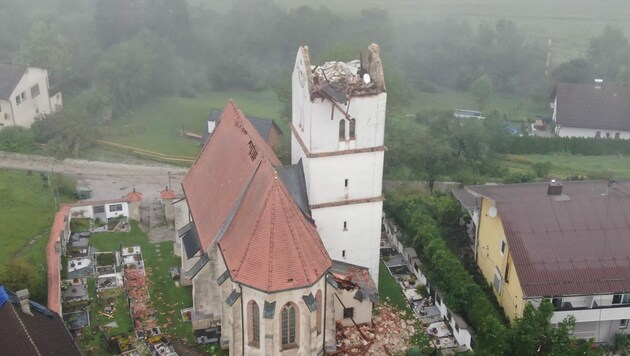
[281,303,298,349]
[339,120,346,141]
[249,300,260,346]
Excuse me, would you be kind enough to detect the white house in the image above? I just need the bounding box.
[175,45,385,355]
[552,81,630,139]
[0,62,62,130]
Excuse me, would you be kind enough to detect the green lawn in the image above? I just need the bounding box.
[91,90,282,160]
[0,169,75,302]
[378,260,411,314]
[88,223,218,354]
[502,154,630,180]
[96,288,134,336]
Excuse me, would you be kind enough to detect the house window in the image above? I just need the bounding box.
[343,307,354,319]
[493,267,503,294]
[344,179,348,188]
[93,205,105,214]
[249,301,260,346]
[339,120,346,141]
[342,250,346,258]
[613,294,630,305]
[500,240,506,255]
[606,132,611,139]
[621,319,629,329]
[316,290,323,335]
[343,221,348,231]
[349,118,356,140]
[20,92,26,102]
[595,131,601,138]
[15,95,21,105]
[281,303,298,349]
[30,84,40,98]
[504,261,511,283]
[109,204,123,212]
[616,132,621,139]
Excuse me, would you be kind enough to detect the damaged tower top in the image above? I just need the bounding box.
[298,44,386,104]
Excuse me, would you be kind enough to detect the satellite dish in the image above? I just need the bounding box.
[488,206,497,218]
[363,73,371,84]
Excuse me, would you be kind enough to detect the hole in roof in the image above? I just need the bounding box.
[248,141,258,161]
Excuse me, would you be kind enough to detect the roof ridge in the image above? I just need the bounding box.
[276,178,317,281]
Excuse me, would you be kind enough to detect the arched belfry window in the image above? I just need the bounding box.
[339,119,346,141]
[249,300,260,346]
[281,302,299,349]
[349,119,356,140]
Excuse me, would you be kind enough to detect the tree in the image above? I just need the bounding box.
[587,26,630,82]
[15,21,72,84]
[470,75,492,110]
[415,134,453,193]
[0,126,35,153]
[0,258,39,293]
[552,58,593,84]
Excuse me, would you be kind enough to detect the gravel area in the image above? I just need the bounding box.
[0,151,188,202]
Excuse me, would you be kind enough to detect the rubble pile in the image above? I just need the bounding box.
[335,304,415,355]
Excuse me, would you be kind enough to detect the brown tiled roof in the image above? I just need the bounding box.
[183,100,280,252]
[219,164,331,292]
[555,82,630,131]
[468,181,630,297]
[0,287,81,355]
[183,100,330,292]
[47,205,69,313]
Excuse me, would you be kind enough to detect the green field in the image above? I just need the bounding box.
[503,154,630,180]
[0,169,75,302]
[91,90,283,161]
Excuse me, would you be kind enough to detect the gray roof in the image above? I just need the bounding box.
[555,82,630,132]
[276,160,310,217]
[451,188,480,211]
[178,222,201,259]
[203,108,281,144]
[0,63,27,99]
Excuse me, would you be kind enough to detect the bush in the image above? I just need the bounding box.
[531,161,552,178]
[501,135,630,155]
[0,126,35,153]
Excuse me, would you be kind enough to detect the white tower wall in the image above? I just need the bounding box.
[291,45,386,285]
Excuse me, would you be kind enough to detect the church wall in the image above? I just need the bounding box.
[311,201,382,283]
[305,151,383,205]
[333,288,373,326]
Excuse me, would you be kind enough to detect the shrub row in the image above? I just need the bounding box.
[386,193,510,354]
[500,136,630,155]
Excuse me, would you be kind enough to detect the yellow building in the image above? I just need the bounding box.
[459,181,630,344]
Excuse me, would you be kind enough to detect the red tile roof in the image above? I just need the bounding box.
[219,164,331,292]
[183,100,280,252]
[183,100,330,292]
[127,189,143,202]
[468,181,630,297]
[160,187,177,200]
[46,205,69,314]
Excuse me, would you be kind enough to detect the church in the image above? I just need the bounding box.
[174,44,387,355]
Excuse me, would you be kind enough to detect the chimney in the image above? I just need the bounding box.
[547,180,563,196]
[16,289,33,316]
[595,78,603,89]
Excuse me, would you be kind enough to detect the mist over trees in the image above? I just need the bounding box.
[1,0,629,160]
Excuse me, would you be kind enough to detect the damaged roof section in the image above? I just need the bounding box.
[301,44,385,103]
[330,260,379,303]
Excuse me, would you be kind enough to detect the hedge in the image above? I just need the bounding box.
[500,135,630,155]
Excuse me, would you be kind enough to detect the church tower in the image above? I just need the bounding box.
[291,44,386,283]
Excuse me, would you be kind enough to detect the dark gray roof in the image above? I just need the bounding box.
[330,260,379,303]
[467,180,630,297]
[263,301,276,319]
[555,82,630,131]
[216,270,230,286]
[225,289,241,306]
[203,108,282,144]
[276,160,310,217]
[179,222,201,259]
[451,188,480,211]
[0,63,27,99]
[302,293,317,312]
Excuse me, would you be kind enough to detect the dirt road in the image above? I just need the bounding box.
[0,151,188,202]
